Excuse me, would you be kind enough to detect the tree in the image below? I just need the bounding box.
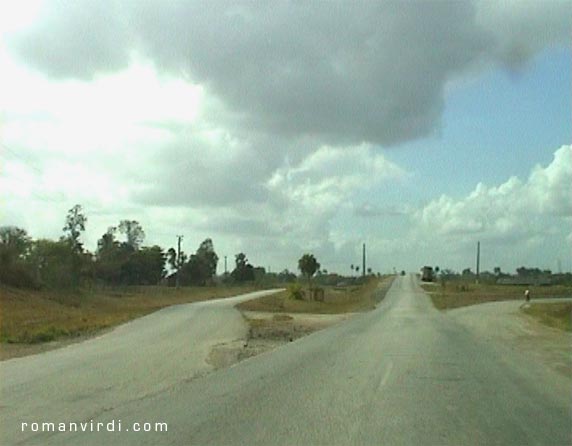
[231,253,255,282]
[0,226,31,265]
[127,246,166,285]
[95,228,130,285]
[0,226,36,288]
[178,239,219,286]
[62,204,87,253]
[118,220,145,250]
[298,253,320,292]
[29,239,79,288]
[97,227,117,253]
[196,238,218,278]
[493,266,501,276]
[278,269,297,283]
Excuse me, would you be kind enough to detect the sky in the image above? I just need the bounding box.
[1,0,571,276]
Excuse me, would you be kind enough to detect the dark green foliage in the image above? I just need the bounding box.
[298,253,320,294]
[29,239,82,289]
[278,269,297,283]
[95,226,165,286]
[126,246,166,285]
[231,253,255,282]
[516,266,552,277]
[62,204,87,253]
[118,220,145,250]
[0,226,37,287]
[176,238,219,286]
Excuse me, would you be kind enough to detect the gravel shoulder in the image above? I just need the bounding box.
[447,299,572,378]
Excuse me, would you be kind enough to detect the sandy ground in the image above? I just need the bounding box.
[447,299,572,377]
[207,311,354,369]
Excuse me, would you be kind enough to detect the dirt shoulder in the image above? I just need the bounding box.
[447,300,572,378]
[207,312,353,369]
[208,278,394,369]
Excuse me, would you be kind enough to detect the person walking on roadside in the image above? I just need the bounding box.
[524,288,530,304]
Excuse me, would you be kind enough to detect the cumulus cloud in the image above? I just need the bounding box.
[268,144,406,211]
[8,0,568,147]
[415,145,572,242]
[2,2,570,273]
[354,203,411,218]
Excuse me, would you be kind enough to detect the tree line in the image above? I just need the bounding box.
[0,205,269,290]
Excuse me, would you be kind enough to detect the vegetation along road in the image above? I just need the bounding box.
[2,274,570,445]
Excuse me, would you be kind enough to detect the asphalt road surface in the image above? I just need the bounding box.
[3,276,571,445]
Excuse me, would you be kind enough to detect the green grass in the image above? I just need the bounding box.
[521,302,572,332]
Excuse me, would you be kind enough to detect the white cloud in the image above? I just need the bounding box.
[415,145,571,243]
[268,144,406,212]
[0,2,569,275]
[7,1,568,147]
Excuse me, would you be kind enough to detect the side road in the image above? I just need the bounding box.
[0,289,282,445]
[447,299,572,378]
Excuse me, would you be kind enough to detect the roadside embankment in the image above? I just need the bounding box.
[0,284,268,360]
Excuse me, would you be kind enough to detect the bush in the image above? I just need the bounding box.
[287,283,305,300]
[0,262,39,289]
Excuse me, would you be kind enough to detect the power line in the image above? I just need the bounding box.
[0,143,44,176]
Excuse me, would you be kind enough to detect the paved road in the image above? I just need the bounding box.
[0,289,282,445]
[4,276,571,445]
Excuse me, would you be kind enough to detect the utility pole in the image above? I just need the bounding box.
[476,241,480,284]
[362,243,366,277]
[176,235,183,288]
[224,256,228,275]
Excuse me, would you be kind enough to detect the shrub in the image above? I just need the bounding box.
[287,283,305,300]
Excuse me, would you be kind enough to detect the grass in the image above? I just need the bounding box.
[0,284,264,345]
[422,280,572,310]
[521,302,572,332]
[236,276,393,314]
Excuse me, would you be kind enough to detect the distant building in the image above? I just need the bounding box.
[497,276,552,286]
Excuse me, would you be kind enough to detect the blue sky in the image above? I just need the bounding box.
[1,1,570,275]
[334,46,570,273]
[386,46,570,199]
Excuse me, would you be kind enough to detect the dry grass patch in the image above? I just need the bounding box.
[423,281,572,311]
[237,276,393,314]
[0,284,261,346]
[521,302,572,332]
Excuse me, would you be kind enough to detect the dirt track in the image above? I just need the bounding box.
[448,300,572,377]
